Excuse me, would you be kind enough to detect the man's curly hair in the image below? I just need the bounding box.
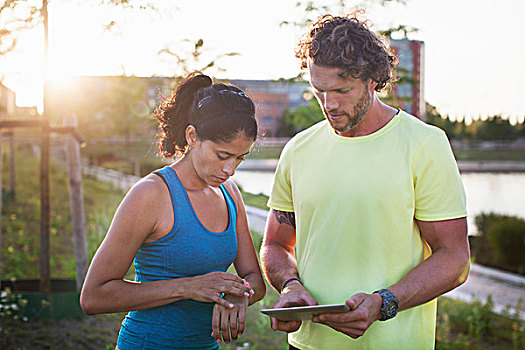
[296,14,397,92]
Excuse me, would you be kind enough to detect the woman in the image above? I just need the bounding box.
[80,73,266,349]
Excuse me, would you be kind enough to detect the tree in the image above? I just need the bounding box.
[0,0,160,58]
[425,103,458,140]
[157,38,239,82]
[467,116,517,141]
[279,99,324,136]
[280,1,407,28]
[0,0,40,56]
[47,75,155,139]
[517,119,525,137]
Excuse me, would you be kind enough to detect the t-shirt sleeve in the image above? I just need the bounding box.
[413,130,467,221]
[267,141,295,212]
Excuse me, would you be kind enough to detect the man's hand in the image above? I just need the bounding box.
[312,292,383,339]
[270,282,318,333]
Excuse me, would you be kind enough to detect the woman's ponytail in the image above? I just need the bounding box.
[155,73,212,158]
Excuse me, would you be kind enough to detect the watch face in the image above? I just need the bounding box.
[385,301,397,316]
[375,289,399,321]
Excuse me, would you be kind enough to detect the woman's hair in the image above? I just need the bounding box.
[155,73,257,158]
[296,13,397,92]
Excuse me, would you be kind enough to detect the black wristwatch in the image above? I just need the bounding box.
[373,289,399,321]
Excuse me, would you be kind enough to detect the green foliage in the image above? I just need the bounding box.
[279,99,324,136]
[487,217,525,268]
[426,103,523,141]
[48,76,157,140]
[453,148,525,162]
[436,296,524,350]
[438,296,494,345]
[475,212,510,237]
[426,103,466,140]
[1,147,124,280]
[472,212,525,275]
[468,116,517,141]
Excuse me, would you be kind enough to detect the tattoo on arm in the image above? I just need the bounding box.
[274,210,296,229]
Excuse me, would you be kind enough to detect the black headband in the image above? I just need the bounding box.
[190,89,254,126]
[196,89,250,109]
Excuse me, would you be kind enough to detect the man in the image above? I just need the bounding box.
[260,14,470,349]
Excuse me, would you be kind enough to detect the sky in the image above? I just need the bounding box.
[1,0,524,124]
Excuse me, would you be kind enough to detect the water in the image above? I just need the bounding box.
[232,171,525,235]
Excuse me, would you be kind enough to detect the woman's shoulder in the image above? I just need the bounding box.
[105,172,172,242]
[222,179,243,206]
[223,178,240,195]
[123,172,170,206]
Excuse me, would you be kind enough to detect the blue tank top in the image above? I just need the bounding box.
[117,166,238,350]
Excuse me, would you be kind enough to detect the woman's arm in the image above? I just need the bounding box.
[226,180,266,304]
[80,175,251,315]
[210,181,266,343]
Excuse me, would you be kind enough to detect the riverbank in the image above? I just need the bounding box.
[459,161,525,172]
[238,159,525,172]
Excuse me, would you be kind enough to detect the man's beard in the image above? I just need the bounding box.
[331,85,372,133]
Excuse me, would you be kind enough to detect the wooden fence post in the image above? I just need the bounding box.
[64,115,88,292]
[0,130,3,291]
[40,0,51,293]
[9,129,15,197]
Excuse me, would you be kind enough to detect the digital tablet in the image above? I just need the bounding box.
[260,304,350,321]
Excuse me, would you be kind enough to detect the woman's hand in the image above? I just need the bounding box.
[211,293,248,344]
[186,272,252,308]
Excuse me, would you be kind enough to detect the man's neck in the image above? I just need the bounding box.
[337,95,398,138]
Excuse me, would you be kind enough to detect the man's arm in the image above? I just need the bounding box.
[389,217,470,310]
[313,217,470,339]
[260,209,318,332]
[261,209,298,292]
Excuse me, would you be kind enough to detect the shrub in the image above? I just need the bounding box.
[475,212,514,237]
[473,212,525,275]
[487,217,525,268]
[436,296,495,349]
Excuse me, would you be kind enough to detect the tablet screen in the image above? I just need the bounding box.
[260,304,350,321]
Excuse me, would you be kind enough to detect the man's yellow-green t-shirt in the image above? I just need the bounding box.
[268,111,467,350]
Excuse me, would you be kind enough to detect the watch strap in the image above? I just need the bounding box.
[373,288,399,321]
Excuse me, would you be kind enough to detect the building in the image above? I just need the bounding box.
[48,76,310,138]
[0,82,16,118]
[388,38,426,120]
[229,80,310,137]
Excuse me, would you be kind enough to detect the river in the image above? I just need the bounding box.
[232,170,525,235]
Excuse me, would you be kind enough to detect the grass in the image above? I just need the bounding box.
[0,312,126,349]
[246,145,284,160]
[239,189,269,210]
[1,148,125,280]
[453,148,525,162]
